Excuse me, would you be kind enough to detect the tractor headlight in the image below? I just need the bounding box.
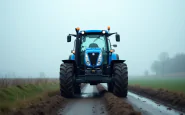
[97,52,102,66]
[102,30,106,34]
[81,31,85,34]
[85,54,91,66]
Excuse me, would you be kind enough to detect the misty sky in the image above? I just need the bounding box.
[0,0,185,77]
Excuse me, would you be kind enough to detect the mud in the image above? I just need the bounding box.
[129,85,185,112]
[1,84,145,115]
[0,92,67,115]
[0,84,88,115]
[97,84,141,115]
[58,84,107,115]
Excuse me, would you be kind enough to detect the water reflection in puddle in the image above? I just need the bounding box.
[128,92,184,115]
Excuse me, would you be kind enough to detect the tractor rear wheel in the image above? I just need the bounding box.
[60,63,74,98]
[112,63,128,97]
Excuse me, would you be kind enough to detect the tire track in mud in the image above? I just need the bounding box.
[128,85,185,115]
[101,83,185,115]
[4,84,148,115]
[58,84,107,115]
[59,84,140,115]
[97,84,141,115]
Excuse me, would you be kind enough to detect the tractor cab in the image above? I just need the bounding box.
[68,27,120,70]
[79,30,112,67]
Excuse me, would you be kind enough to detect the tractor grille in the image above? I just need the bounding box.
[88,53,99,66]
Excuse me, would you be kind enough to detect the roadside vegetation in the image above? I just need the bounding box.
[0,78,59,112]
[129,76,185,93]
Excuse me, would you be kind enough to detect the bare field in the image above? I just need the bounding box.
[129,76,185,93]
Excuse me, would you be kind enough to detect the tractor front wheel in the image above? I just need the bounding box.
[112,63,128,97]
[59,63,74,98]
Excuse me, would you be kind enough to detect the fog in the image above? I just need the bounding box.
[0,0,185,77]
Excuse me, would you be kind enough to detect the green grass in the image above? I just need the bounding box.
[0,83,59,109]
[129,77,185,93]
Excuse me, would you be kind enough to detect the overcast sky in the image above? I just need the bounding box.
[0,0,185,77]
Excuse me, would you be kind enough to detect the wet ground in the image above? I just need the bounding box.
[129,85,185,114]
[58,84,107,115]
[5,84,185,115]
[127,92,183,115]
[72,83,184,115]
[59,84,140,115]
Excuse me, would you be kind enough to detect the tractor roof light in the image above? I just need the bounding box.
[102,30,106,34]
[71,50,75,54]
[81,31,85,34]
[76,27,80,31]
[107,26,110,30]
[110,49,115,53]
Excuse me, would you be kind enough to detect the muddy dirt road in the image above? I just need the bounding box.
[58,84,184,115]
[58,84,107,115]
[101,84,184,115]
[7,83,184,115]
[126,92,183,115]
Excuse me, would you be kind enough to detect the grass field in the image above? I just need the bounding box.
[128,76,185,93]
[0,77,58,88]
[0,78,59,111]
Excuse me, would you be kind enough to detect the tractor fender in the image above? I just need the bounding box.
[69,54,75,60]
[109,53,119,64]
[110,60,126,74]
[62,60,76,66]
[110,53,118,60]
[62,60,76,73]
[116,54,119,60]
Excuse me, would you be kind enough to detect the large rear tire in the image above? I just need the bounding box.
[112,63,128,97]
[60,63,74,98]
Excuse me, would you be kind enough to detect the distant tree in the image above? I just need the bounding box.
[172,53,185,73]
[151,52,185,76]
[158,52,169,76]
[159,52,169,62]
[151,60,161,75]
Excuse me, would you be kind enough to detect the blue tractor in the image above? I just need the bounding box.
[60,27,128,97]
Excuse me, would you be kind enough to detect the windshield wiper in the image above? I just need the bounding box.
[93,38,103,43]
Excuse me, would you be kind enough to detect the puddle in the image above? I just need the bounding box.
[128,92,184,115]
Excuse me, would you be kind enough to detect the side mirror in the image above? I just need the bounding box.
[112,44,117,47]
[67,35,71,42]
[115,34,120,42]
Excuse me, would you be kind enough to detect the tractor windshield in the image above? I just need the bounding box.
[80,35,107,52]
[80,34,108,65]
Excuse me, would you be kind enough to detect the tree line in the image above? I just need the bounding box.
[151,52,185,75]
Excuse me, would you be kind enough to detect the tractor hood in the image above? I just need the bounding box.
[84,48,103,67]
